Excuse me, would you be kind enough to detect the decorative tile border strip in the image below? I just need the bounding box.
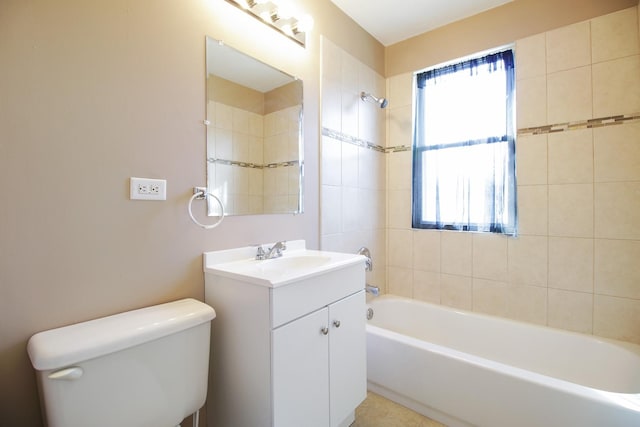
[322,127,411,153]
[207,158,299,169]
[518,113,640,136]
[324,113,640,154]
[322,127,386,152]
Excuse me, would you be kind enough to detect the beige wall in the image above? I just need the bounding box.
[385,6,640,343]
[207,74,265,114]
[0,0,382,425]
[386,0,637,77]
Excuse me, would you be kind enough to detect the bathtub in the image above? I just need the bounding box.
[366,295,640,427]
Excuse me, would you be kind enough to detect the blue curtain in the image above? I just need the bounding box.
[412,49,517,235]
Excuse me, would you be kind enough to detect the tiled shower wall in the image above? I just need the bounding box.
[385,6,640,344]
[320,37,387,289]
[206,102,300,215]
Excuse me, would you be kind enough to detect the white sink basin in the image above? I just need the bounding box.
[203,241,365,287]
[258,255,332,275]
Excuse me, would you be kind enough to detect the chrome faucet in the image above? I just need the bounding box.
[263,241,287,259]
[357,247,373,271]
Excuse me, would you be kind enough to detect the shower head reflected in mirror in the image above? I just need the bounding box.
[360,91,388,109]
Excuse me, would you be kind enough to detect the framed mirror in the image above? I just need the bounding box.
[205,37,303,216]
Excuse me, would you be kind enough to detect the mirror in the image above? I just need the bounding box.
[205,37,303,216]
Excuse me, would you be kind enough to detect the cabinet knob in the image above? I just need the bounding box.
[333,320,341,328]
[321,327,329,335]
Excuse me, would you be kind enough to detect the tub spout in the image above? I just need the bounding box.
[366,285,379,296]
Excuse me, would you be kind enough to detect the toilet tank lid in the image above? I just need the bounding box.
[27,298,216,371]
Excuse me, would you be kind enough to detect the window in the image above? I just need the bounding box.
[412,49,517,235]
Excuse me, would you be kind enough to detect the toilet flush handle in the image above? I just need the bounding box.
[48,366,83,380]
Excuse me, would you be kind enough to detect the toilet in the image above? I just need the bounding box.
[27,298,216,427]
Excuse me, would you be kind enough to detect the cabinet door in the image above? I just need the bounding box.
[273,307,330,427]
[329,290,367,427]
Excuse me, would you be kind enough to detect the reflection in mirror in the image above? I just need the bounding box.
[205,37,303,216]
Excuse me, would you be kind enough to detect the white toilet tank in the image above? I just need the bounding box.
[27,298,215,427]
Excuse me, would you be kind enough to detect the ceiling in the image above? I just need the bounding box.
[330,0,513,46]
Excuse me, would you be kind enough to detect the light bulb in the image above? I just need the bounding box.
[281,23,293,36]
[295,14,314,33]
[275,0,294,19]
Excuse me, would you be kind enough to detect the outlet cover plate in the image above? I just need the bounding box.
[130,177,166,200]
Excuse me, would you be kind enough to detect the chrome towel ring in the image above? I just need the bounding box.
[188,187,224,229]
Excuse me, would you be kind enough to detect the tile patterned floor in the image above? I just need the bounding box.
[353,392,446,427]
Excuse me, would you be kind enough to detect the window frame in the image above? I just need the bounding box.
[411,47,517,235]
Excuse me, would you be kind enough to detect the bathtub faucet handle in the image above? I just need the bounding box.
[357,247,373,271]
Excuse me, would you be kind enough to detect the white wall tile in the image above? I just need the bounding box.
[441,274,473,310]
[548,288,593,334]
[506,285,547,325]
[321,77,341,130]
[548,237,593,292]
[593,55,640,118]
[548,129,593,184]
[594,122,640,182]
[516,33,546,80]
[321,185,341,235]
[472,233,509,282]
[516,76,547,128]
[546,21,591,73]
[594,295,640,344]
[516,134,547,185]
[548,184,593,238]
[413,270,440,303]
[341,186,360,232]
[595,182,640,240]
[341,89,359,137]
[517,185,548,236]
[413,230,441,272]
[341,141,359,187]
[547,66,592,123]
[358,147,385,190]
[388,104,412,148]
[508,235,548,286]
[387,189,411,230]
[388,72,414,107]
[321,137,341,186]
[595,238,640,299]
[591,6,640,63]
[388,266,413,297]
[473,278,508,317]
[388,228,413,268]
[441,231,472,276]
[387,151,412,190]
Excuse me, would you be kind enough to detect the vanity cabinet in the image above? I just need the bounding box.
[273,291,366,427]
[204,245,366,427]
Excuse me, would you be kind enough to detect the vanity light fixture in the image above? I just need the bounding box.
[224,0,313,47]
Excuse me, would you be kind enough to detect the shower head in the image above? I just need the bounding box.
[360,91,388,109]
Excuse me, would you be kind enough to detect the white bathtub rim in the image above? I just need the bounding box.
[367,322,640,414]
[367,294,640,355]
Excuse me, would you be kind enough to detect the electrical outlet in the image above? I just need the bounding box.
[138,183,150,194]
[130,177,166,200]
